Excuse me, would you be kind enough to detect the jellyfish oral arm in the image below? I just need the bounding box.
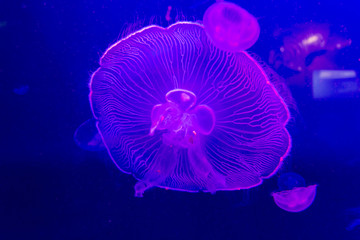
[134,144,178,197]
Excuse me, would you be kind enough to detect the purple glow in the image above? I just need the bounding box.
[203,1,260,52]
[272,185,317,212]
[89,22,290,197]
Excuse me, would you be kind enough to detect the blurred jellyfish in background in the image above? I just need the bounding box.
[268,22,353,89]
[89,12,291,197]
[74,118,105,151]
[203,1,260,52]
[344,207,360,231]
[347,219,360,231]
[277,172,305,191]
[270,23,352,72]
[272,172,317,213]
[13,84,29,95]
[271,23,351,72]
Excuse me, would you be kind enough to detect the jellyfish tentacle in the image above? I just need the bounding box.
[188,145,212,179]
[134,144,178,197]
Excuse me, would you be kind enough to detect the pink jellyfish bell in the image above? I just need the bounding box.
[203,1,260,52]
[272,184,317,213]
[90,21,290,197]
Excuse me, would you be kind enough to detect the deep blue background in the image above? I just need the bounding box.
[1,0,360,239]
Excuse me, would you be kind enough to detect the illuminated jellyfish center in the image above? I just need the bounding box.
[149,89,215,148]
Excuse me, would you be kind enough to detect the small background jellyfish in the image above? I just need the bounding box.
[277,172,305,191]
[74,118,105,151]
[344,207,360,231]
[202,1,260,52]
[13,84,29,95]
[268,22,352,87]
[272,172,317,212]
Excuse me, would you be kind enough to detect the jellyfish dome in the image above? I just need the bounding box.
[203,1,260,52]
[74,118,105,151]
[89,22,290,197]
[272,184,317,213]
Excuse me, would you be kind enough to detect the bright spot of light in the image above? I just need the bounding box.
[302,34,321,46]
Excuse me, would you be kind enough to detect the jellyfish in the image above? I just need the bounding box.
[74,118,105,151]
[89,21,290,197]
[268,22,352,87]
[272,172,317,212]
[203,1,260,52]
[277,172,305,191]
[13,84,29,95]
[344,207,360,231]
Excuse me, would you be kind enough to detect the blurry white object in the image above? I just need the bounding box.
[312,70,359,99]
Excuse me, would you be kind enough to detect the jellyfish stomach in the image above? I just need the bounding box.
[150,89,215,148]
[161,112,199,148]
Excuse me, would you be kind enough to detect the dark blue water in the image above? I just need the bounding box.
[1,0,360,239]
